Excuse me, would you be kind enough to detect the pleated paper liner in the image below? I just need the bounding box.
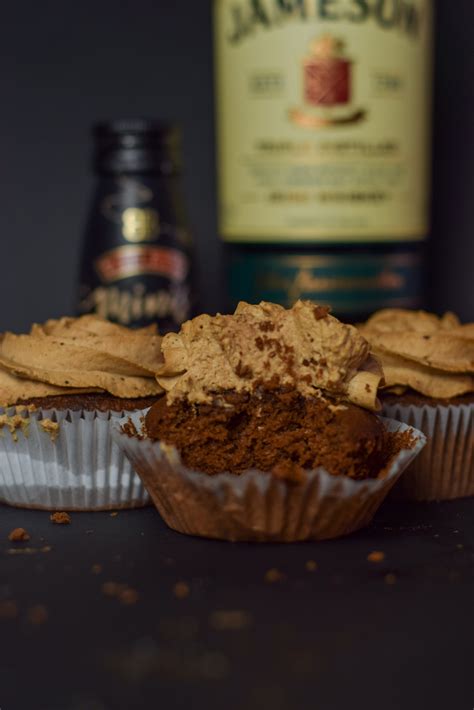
[0,406,150,510]
[112,416,426,542]
[382,401,474,502]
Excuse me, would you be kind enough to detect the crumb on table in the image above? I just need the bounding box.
[50,512,71,525]
[173,582,190,599]
[101,581,139,605]
[367,551,385,563]
[8,527,30,542]
[0,600,18,619]
[264,568,286,583]
[27,605,48,625]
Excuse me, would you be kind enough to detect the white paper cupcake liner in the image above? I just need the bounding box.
[0,406,151,510]
[112,415,425,542]
[382,401,474,501]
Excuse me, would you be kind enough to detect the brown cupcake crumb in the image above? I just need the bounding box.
[305,560,318,572]
[50,512,71,525]
[8,527,30,542]
[367,551,385,563]
[119,588,139,605]
[209,610,253,631]
[384,573,397,585]
[101,581,139,605]
[91,564,103,575]
[27,605,48,625]
[0,600,18,619]
[313,305,330,321]
[173,582,190,599]
[110,511,119,517]
[102,581,123,597]
[264,568,286,584]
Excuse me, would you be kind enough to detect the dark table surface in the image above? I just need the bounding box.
[0,498,472,710]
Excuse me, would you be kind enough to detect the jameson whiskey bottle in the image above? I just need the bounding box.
[78,119,193,332]
[214,0,433,320]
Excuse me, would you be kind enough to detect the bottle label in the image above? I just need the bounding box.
[229,249,422,316]
[215,0,433,242]
[79,176,191,331]
[94,245,188,283]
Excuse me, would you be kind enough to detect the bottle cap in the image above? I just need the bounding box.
[93,119,182,175]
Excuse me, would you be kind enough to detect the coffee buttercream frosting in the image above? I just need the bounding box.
[360,309,474,398]
[157,300,383,411]
[0,315,163,406]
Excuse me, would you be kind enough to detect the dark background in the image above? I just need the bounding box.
[1,0,473,332]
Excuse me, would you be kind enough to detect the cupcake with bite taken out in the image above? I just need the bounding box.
[114,301,425,542]
[0,315,164,510]
[360,309,474,501]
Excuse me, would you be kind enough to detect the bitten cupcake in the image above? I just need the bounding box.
[0,315,164,510]
[360,309,474,501]
[114,301,425,542]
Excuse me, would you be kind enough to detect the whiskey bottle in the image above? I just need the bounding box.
[77,119,193,331]
[214,0,433,320]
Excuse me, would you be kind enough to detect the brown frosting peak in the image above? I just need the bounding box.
[0,315,163,406]
[361,309,474,398]
[157,300,382,411]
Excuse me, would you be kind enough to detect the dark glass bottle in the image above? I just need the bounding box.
[77,119,193,332]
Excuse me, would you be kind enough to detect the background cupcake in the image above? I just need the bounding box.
[360,309,474,501]
[0,315,163,510]
[114,301,425,542]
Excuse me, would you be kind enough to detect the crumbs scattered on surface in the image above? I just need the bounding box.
[110,511,119,518]
[8,527,30,542]
[264,568,286,584]
[0,414,29,441]
[101,582,139,605]
[384,573,397,585]
[305,560,318,572]
[27,605,48,625]
[209,610,253,631]
[367,551,385,563]
[0,600,18,619]
[50,511,71,525]
[91,564,103,575]
[173,582,190,599]
[39,418,60,442]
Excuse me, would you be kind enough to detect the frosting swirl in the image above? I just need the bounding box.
[0,315,164,406]
[157,300,383,411]
[360,309,474,398]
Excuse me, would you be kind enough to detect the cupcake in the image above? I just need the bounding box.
[114,301,425,542]
[0,315,164,510]
[360,309,474,501]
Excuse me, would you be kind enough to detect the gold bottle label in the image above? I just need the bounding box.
[214,0,433,242]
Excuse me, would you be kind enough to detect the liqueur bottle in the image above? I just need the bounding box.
[77,119,193,332]
[214,0,433,320]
